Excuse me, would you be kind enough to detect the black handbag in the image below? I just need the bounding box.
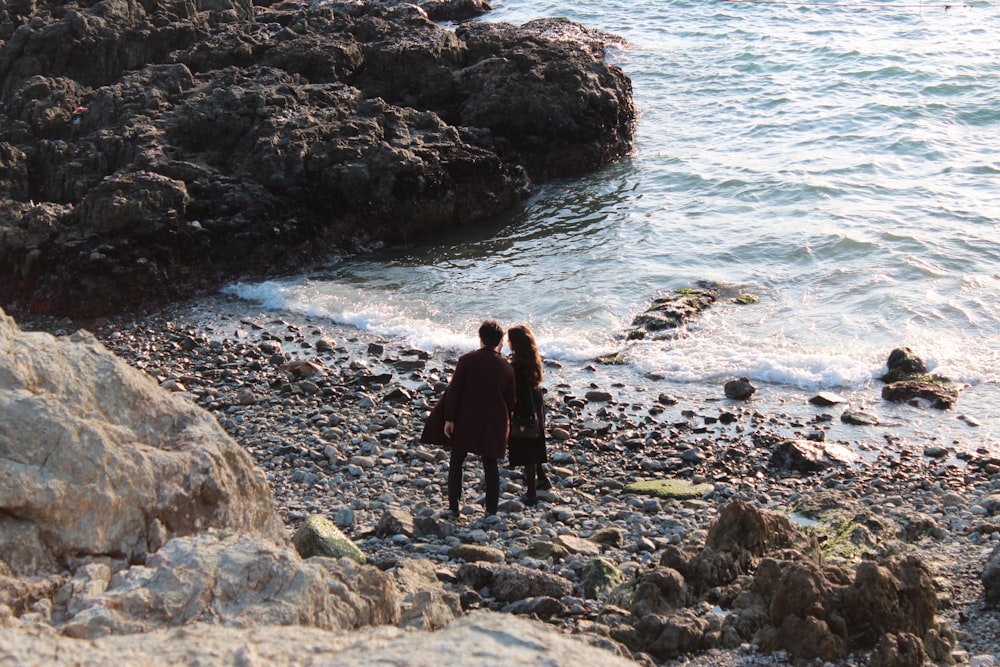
[510,387,542,439]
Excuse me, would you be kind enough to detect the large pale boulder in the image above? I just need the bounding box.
[0,609,640,666]
[0,309,285,575]
[391,558,462,631]
[57,532,400,638]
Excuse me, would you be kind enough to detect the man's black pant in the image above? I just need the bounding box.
[448,448,499,515]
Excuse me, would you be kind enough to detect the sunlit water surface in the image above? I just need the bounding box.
[225,0,1000,449]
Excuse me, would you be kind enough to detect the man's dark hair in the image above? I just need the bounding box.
[478,320,503,348]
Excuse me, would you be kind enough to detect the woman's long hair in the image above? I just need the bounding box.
[508,325,543,389]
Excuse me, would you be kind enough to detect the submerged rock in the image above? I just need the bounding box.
[724,376,756,401]
[882,379,960,410]
[841,408,879,426]
[809,391,845,406]
[880,347,961,410]
[627,288,717,340]
[881,347,928,383]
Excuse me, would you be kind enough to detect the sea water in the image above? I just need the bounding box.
[225,0,1000,448]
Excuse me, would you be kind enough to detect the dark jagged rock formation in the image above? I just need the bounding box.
[622,284,759,342]
[598,501,956,664]
[628,288,718,341]
[880,347,961,410]
[0,0,635,317]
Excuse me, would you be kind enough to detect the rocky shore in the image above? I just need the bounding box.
[7,294,999,666]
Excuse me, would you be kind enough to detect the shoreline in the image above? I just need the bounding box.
[14,292,1000,665]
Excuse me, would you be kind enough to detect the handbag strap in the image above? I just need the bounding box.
[514,370,538,419]
[525,384,537,418]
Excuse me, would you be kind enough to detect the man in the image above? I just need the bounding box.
[421,320,515,517]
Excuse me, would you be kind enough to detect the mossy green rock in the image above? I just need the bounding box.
[448,544,505,563]
[581,557,627,599]
[523,542,569,561]
[792,491,898,562]
[623,478,713,500]
[292,514,366,564]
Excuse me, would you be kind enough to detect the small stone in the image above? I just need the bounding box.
[590,527,624,548]
[679,447,704,463]
[979,494,1000,516]
[555,535,602,557]
[333,508,355,527]
[841,409,879,426]
[448,544,504,563]
[159,379,187,392]
[501,597,564,616]
[809,392,844,406]
[580,558,626,599]
[279,359,323,378]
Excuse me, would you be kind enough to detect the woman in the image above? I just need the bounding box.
[506,325,551,506]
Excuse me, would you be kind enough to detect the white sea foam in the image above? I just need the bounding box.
[227,276,976,393]
[224,281,476,352]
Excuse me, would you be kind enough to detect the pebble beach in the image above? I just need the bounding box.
[23,292,1000,666]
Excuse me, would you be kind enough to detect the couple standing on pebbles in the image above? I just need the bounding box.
[421,320,551,519]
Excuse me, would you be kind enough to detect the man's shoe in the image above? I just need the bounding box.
[520,494,538,507]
